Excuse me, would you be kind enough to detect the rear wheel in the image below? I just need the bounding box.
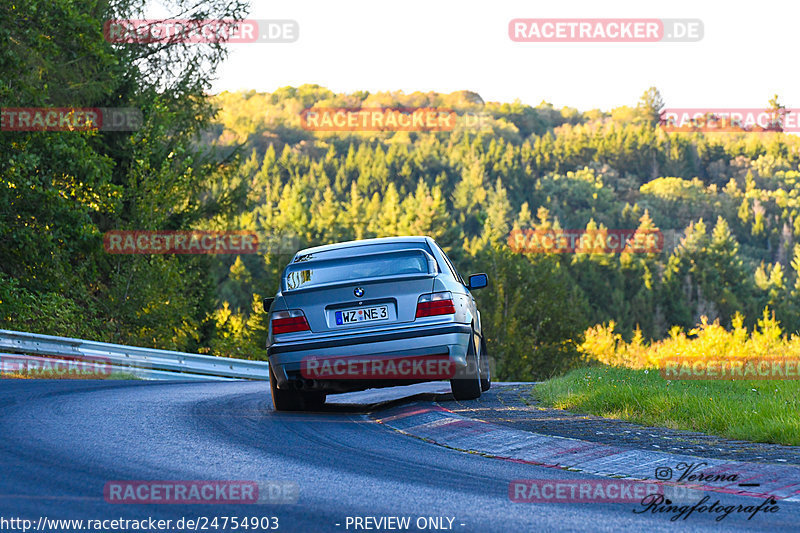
[270,365,326,411]
[480,338,491,392]
[303,391,327,411]
[450,332,482,401]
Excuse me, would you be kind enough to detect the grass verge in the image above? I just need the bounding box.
[533,365,800,446]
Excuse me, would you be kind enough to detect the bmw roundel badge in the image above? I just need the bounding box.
[354,287,365,297]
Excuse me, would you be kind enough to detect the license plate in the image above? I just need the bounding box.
[335,305,389,325]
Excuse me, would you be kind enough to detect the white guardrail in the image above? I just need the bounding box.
[0,329,269,381]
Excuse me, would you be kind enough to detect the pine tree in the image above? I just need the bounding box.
[636,87,665,126]
[515,202,532,229]
[452,160,487,235]
[483,178,512,244]
[371,183,402,236]
[313,187,342,240]
[344,181,366,240]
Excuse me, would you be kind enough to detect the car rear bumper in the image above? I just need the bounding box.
[268,323,472,393]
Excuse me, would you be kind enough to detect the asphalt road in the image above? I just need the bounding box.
[0,380,797,532]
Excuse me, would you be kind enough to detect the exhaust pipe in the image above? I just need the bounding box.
[292,378,317,390]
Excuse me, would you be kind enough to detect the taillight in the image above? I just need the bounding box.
[416,291,455,318]
[271,310,310,334]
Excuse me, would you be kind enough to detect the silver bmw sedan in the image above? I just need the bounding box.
[266,236,490,411]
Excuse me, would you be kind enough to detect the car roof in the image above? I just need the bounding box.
[294,236,432,259]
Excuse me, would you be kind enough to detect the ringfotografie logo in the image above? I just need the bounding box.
[634,494,779,522]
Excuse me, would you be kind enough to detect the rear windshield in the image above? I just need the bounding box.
[293,241,434,263]
[283,249,437,291]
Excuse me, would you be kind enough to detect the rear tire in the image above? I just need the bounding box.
[303,391,327,411]
[450,332,482,401]
[480,338,491,392]
[270,364,326,411]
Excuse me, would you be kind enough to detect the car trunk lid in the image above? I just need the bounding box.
[280,249,438,333]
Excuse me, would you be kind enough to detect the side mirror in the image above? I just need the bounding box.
[467,273,488,290]
[262,297,275,311]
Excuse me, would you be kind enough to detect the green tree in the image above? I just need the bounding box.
[636,87,665,125]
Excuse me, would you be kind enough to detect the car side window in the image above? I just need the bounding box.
[439,248,464,285]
